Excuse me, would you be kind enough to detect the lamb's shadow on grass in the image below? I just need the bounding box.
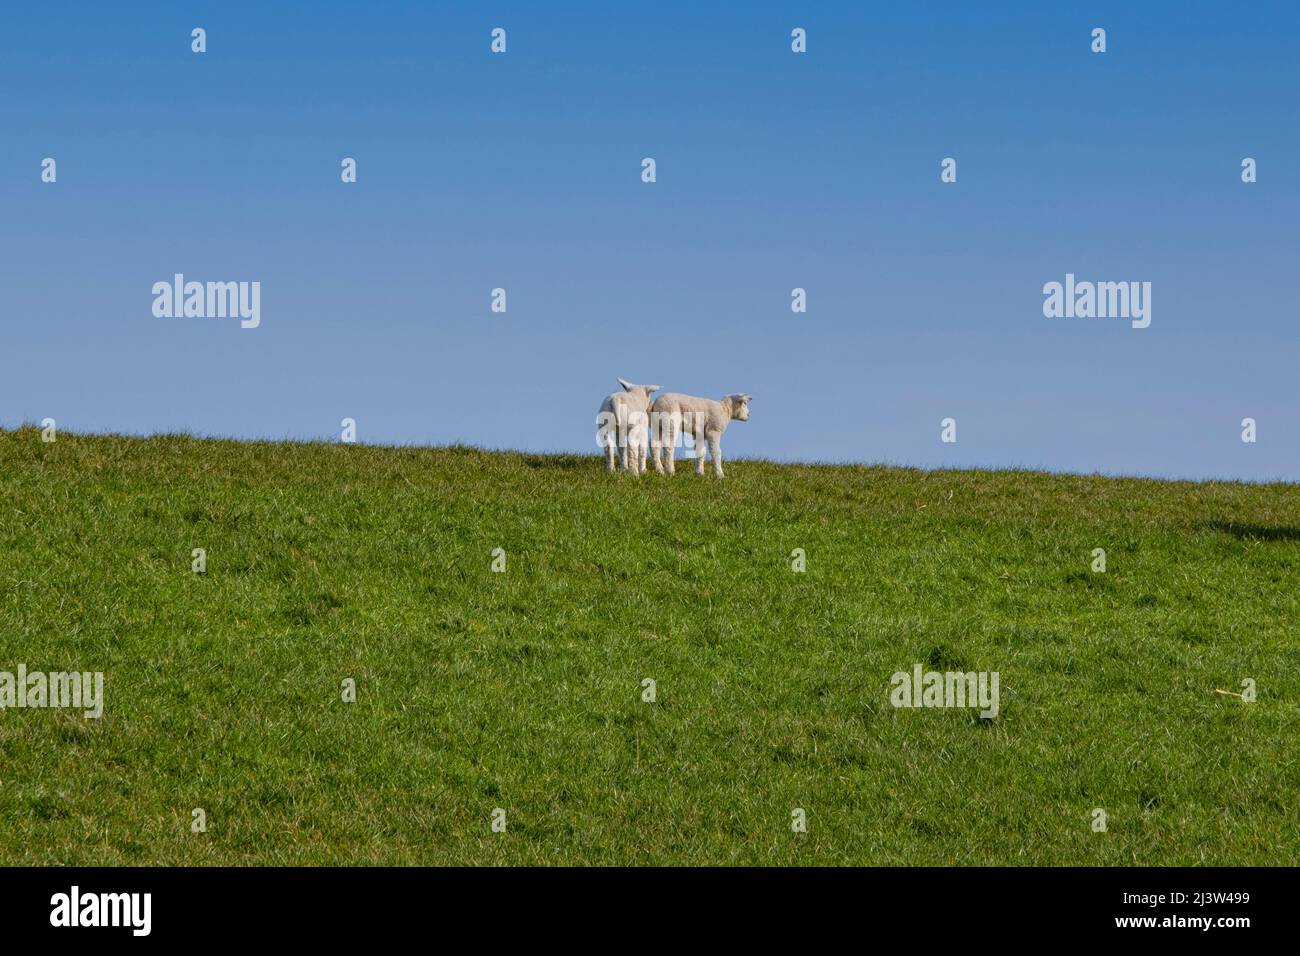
[519,454,592,472]
[1204,521,1300,542]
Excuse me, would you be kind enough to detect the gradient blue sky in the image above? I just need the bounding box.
[2,2,1297,480]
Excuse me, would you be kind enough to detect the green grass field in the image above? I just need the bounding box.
[1,426,1297,865]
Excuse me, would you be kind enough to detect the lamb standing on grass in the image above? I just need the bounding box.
[651,392,752,478]
[596,379,663,474]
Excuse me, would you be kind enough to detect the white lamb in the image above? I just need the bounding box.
[650,392,752,478]
[596,379,663,474]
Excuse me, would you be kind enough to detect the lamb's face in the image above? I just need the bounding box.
[729,394,752,421]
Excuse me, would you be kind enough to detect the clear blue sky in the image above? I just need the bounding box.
[2,1,1297,480]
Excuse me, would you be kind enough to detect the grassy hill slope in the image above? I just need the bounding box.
[1,427,1297,865]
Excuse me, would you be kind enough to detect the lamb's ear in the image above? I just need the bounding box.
[742,394,753,403]
[617,378,635,392]
[644,384,664,394]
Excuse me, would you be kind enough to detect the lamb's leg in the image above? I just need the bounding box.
[664,419,677,475]
[709,435,724,478]
[605,440,616,472]
[694,425,707,476]
[631,419,648,474]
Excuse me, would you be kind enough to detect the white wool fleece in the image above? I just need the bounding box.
[650,391,752,478]
[596,378,663,474]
